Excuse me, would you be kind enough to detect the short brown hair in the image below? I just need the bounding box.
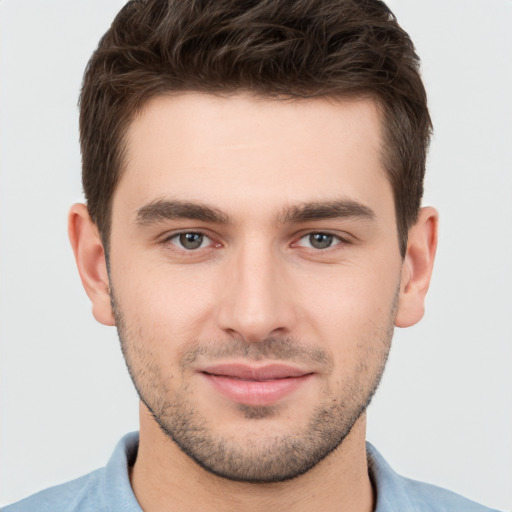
[80,0,431,256]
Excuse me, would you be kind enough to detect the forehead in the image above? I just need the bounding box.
[115,92,392,222]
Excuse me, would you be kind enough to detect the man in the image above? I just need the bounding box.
[2,0,500,511]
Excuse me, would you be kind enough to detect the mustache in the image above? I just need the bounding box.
[180,336,333,369]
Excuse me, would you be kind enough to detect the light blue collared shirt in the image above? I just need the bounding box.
[2,432,501,511]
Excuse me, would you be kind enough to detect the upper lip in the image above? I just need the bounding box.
[200,363,312,381]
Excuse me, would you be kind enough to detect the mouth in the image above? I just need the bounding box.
[199,363,314,407]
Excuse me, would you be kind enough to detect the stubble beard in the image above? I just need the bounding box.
[111,292,396,484]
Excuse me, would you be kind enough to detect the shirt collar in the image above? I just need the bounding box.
[103,433,421,512]
[366,442,419,512]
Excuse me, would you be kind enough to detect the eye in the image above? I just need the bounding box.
[296,232,343,250]
[169,232,212,250]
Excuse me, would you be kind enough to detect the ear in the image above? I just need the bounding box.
[395,206,438,328]
[68,203,115,326]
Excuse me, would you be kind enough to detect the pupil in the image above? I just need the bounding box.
[180,233,203,249]
[310,233,332,249]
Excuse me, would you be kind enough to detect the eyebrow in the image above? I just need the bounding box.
[135,198,375,227]
[135,199,230,225]
[278,200,375,224]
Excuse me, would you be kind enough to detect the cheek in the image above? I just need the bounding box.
[111,257,219,340]
[297,261,400,345]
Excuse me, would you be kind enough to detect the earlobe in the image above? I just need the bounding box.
[68,203,115,326]
[395,207,438,328]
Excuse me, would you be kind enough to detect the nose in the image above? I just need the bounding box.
[216,240,298,343]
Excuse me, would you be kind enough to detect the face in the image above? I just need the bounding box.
[108,93,403,482]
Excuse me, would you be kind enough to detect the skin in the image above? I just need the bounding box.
[69,93,438,512]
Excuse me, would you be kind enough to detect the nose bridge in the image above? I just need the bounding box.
[217,235,295,341]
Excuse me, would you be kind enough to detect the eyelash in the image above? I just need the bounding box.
[293,232,349,250]
[164,231,219,252]
[162,230,350,253]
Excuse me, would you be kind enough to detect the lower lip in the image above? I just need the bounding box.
[202,373,313,406]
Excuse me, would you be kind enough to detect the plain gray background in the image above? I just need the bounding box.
[1,1,511,509]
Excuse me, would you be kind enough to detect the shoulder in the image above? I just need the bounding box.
[1,469,106,512]
[396,475,500,512]
[366,443,501,512]
[2,432,140,512]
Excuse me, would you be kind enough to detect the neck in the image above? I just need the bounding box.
[131,403,374,512]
